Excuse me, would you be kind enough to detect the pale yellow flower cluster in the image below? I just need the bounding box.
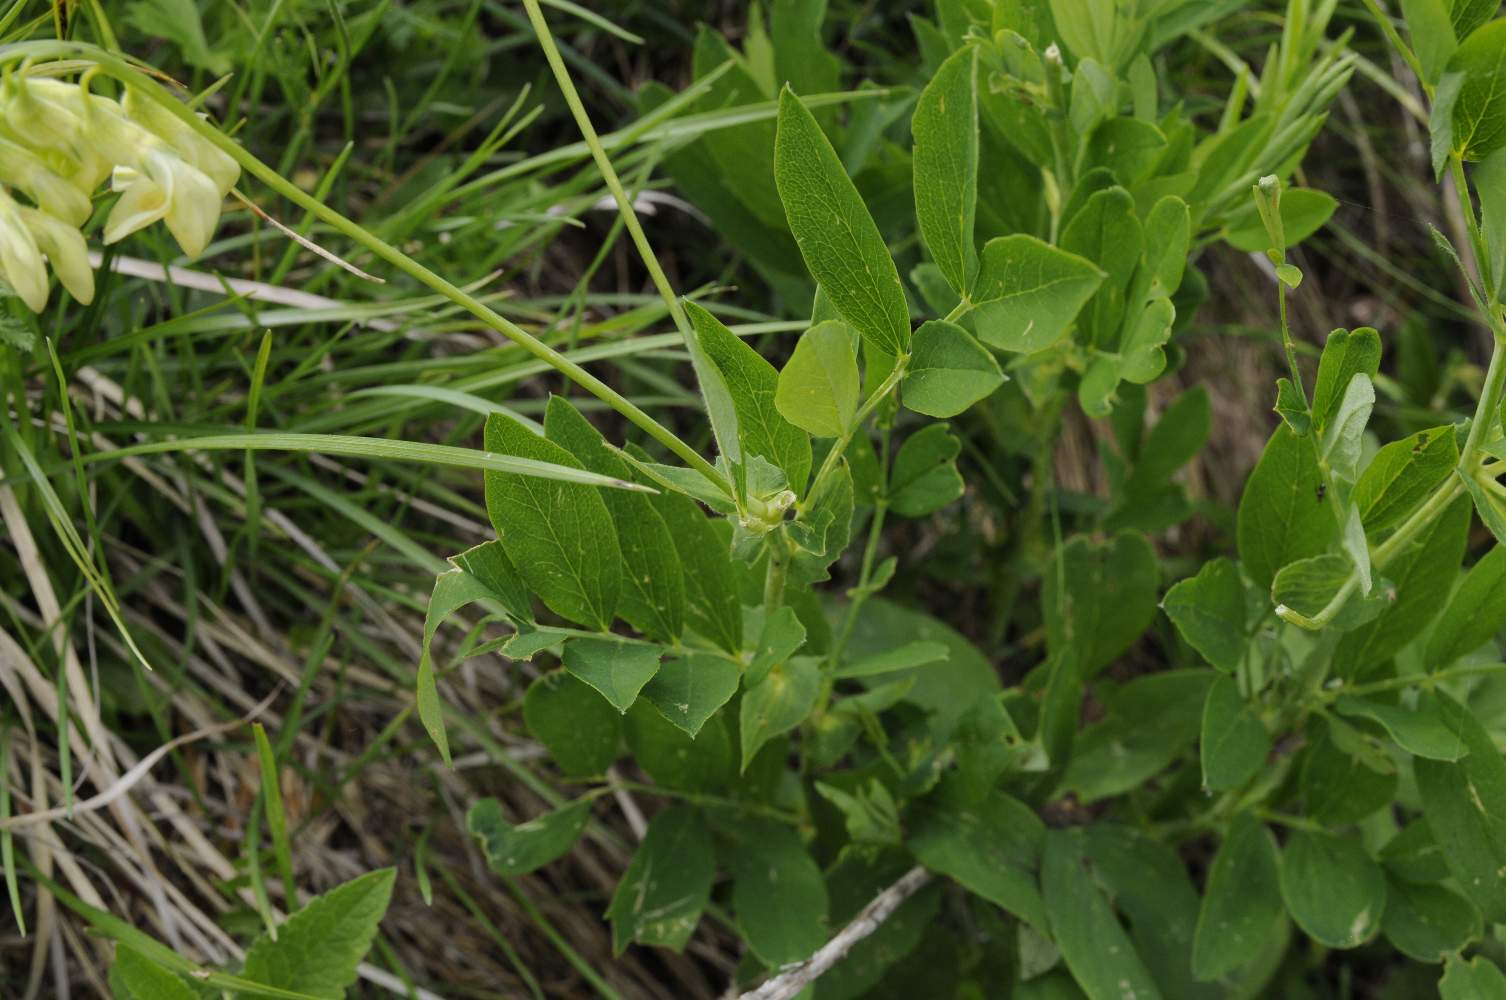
[0,73,239,311]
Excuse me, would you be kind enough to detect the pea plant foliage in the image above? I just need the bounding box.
[423,0,1506,996]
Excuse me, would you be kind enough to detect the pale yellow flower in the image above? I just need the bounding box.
[105,147,221,258]
[0,188,49,312]
[20,205,93,304]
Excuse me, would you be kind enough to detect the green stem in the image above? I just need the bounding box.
[1355,0,1430,97]
[763,531,790,611]
[16,41,729,496]
[1333,661,1506,699]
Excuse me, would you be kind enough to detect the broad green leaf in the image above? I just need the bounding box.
[644,483,743,653]
[913,45,980,295]
[1237,425,1338,591]
[1382,878,1483,963]
[1041,831,1163,1000]
[902,320,1005,417]
[242,870,396,1000]
[544,397,686,642]
[1162,557,1246,673]
[818,850,943,998]
[560,638,662,714]
[909,780,1048,932]
[1442,20,1506,163]
[1200,676,1269,791]
[1311,327,1382,436]
[112,950,197,1000]
[687,301,812,496]
[1045,531,1159,680]
[834,639,949,679]
[1069,57,1116,134]
[1352,425,1458,535]
[1192,815,1283,981]
[523,670,621,777]
[1335,693,1468,760]
[1078,296,1175,418]
[1441,955,1506,999]
[1320,373,1375,487]
[484,413,621,630]
[1427,543,1506,668]
[740,656,821,770]
[1301,727,1398,825]
[1142,195,1191,293]
[639,651,740,737]
[1479,147,1506,296]
[815,779,901,846]
[1400,0,1458,85]
[1338,494,1463,680]
[690,30,784,228]
[1059,670,1212,802]
[775,87,910,355]
[1454,0,1499,43]
[788,461,855,585]
[771,0,840,95]
[775,320,859,437]
[747,605,807,687]
[1416,693,1506,922]
[1460,469,1506,546]
[1079,826,1215,1000]
[606,806,714,953]
[729,820,829,967]
[1382,819,1451,886]
[1224,189,1339,252]
[417,539,532,762]
[1279,831,1386,949]
[971,234,1104,353]
[625,702,735,791]
[1060,186,1142,348]
[889,423,965,517]
[1085,117,1168,186]
[467,797,590,876]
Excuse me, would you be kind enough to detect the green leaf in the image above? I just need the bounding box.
[1441,955,1506,1000]
[1401,0,1459,85]
[1352,425,1458,535]
[639,651,740,738]
[913,45,980,296]
[1427,543,1506,668]
[1085,117,1169,186]
[560,638,663,714]
[1460,469,1506,546]
[523,670,621,777]
[1041,831,1163,1000]
[1335,693,1469,760]
[1061,186,1142,349]
[970,234,1104,353]
[625,702,735,791]
[687,301,812,496]
[690,30,785,228]
[1279,831,1386,949]
[815,779,902,845]
[747,605,807,687]
[242,870,396,1000]
[126,0,231,75]
[111,949,197,1000]
[909,781,1048,932]
[417,540,533,762]
[775,86,910,356]
[889,423,965,517]
[771,0,840,95]
[1163,556,1246,673]
[1142,195,1191,294]
[645,484,744,653]
[1416,693,1506,922]
[740,656,821,770]
[1319,373,1375,487]
[467,797,590,876]
[1237,425,1339,591]
[1059,670,1212,803]
[833,639,949,679]
[544,397,686,642]
[1301,727,1398,825]
[484,413,621,630]
[775,320,860,437]
[1192,814,1283,981]
[606,806,715,954]
[1443,20,1506,163]
[1382,878,1483,963]
[1045,531,1159,680]
[1224,189,1339,252]
[1271,553,1385,630]
[1200,676,1270,791]
[729,820,829,967]
[902,320,1005,417]
[1311,327,1382,437]
[1078,296,1175,418]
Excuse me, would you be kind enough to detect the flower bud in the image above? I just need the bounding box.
[0,188,49,311]
[0,134,92,225]
[20,206,93,304]
[106,148,222,258]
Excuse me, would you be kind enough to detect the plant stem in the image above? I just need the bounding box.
[799,356,908,515]
[1331,661,1506,699]
[763,531,790,611]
